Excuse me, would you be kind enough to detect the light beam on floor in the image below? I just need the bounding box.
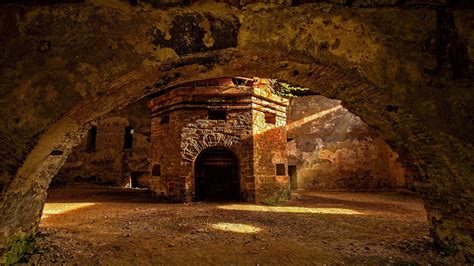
[218,204,362,215]
[42,202,97,219]
[211,222,262,233]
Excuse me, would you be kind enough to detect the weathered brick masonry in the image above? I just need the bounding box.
[148,77,289,202]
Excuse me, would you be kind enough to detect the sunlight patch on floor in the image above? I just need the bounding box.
[42,203,97,219]
[211,222,262,233]
[218,204,362,215]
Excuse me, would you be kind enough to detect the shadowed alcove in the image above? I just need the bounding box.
[195,147,240,201]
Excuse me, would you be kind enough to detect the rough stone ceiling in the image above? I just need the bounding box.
[0,1,472,262]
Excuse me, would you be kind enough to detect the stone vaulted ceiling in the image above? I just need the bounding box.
[0,0,472,262]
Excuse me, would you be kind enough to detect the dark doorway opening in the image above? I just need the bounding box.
[130,171,147,189]
[289,165,297,190]
[195,147,239,201]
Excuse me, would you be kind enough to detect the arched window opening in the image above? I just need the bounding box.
[85,126,97,153]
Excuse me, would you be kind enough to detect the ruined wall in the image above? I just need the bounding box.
[253,111,289,203]
[148,78,258,201]
[251,80,290,203]
[287,95,406,190]
[150,108,255,201]
[53,99,151,187]
[149,78,289,202]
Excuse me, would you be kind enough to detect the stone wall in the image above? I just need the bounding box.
[253,112,289,202]
[150,108,255,201]
[53,99,151,187]
[287,95,406,190]
[251,80,290,203]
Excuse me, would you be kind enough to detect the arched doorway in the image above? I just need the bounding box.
[195,147,239,201]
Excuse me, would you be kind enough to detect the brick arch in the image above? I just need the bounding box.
[0,4,471,262]
[193,145,240,164]
[182,132,240,163]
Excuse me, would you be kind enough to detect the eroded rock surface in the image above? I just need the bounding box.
[287,95,407,190]
[0,0,472,262]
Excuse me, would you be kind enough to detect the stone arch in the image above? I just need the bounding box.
[182,132,240,163]
[0,50,470,261]
[0,3,471,261]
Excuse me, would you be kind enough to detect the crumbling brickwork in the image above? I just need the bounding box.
[148,77,289,202]
[251,79,289,203]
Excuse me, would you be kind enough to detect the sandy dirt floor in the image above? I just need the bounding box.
[21,186,462,265]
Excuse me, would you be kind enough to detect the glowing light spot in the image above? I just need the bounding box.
[211,223,262,233]
[218,204,361,215]
[42,203,97,219]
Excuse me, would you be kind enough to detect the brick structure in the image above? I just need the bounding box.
[148,77,289,203]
